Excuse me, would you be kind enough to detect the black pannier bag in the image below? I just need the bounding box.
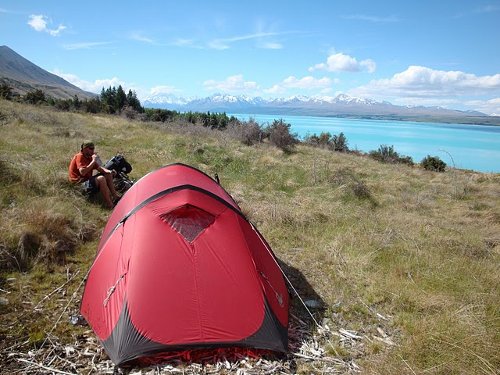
[104,154,134,194]
[104,154,132,174]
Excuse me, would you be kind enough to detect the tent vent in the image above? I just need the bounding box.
[161,204,215,242]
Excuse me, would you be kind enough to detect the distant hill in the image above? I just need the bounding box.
[143,93,500,126]
[0,45,95,100]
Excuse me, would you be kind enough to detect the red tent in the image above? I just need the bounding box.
[80,163,289,366]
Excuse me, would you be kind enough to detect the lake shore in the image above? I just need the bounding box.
[231,113,500,173]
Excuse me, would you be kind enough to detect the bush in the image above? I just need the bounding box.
[228,118,263,146]
[0,83,13,100]
[144,108,178,122]
[266,119,298,152]
[369,145,414,165]
[421,155,446,172]
[122,105,140,120]
[331,132,349,152]
[81,97,101,113]
[24,89,46,105]
[305,131,349,152]
[305,132,331,148]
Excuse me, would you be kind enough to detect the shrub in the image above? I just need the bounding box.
[0,83,13,100]
[24,89,46,105]
[304,133,326,147]
[228,118,263,146]
[81,97,102,113]
[144,108,178,122]
[369,145,397,162]
[313,132,332,148]
[265,119,298,152]
[305,132,349,152]
[331,132,349,152]
[122,105,140,120]
[369,145,414,165]
[421,155,446,172]
[54,99,71,111]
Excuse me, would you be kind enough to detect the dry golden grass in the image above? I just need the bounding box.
[0,99,499,374]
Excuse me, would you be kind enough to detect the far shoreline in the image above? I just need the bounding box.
[324,113,500,127]
[225,111,500,127]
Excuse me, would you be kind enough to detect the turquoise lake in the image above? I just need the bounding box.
[231,114,500,173]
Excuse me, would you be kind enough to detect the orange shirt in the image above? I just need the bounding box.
[68,152,97,183]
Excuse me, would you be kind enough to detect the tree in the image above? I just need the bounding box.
[81,97,101,113]
[126,90,143,112]
[331,132,349,152]
[201,112,210,127]
[73,95,81,110]
[24,89,46,104]
[101,86,117,113]
[55,99,71,110]
[116,85,127,112]
[0,83,13,100]
[266,119,298,152]
[185,111,196,124]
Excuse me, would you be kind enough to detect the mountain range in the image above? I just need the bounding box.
[1,45,498,125]
[143,93,488,121]
[0,45,94,100]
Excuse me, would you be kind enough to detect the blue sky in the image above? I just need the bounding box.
[1,0,500,114]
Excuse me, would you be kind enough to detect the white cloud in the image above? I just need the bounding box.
[173,38,194,46]
[51,70,181,101]
[259,42,283,50]
[349,66,500,114]
[208,40,230,50]
[203,75,259,93]
[130,32,154,44]
[207,31,287,50]
[171,38,205,49]
[309,53,376,73]
[172,26,293,50]
[465,98,500,115]
[265,76,335,94]
[149,85,178,96]
[52,70,127,94]
[351,65,500,99]
[27,15,47,31]
[63,42,112,50]
[28,14,66,36]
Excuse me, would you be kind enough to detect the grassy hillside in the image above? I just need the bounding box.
[0,99,498,374]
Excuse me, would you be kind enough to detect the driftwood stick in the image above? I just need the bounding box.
[33,270,80,311]
[339,328,362,340]
[41,272,87,349]
[399,355,417,375]
[293,352,345,364]
[17,358,76,375]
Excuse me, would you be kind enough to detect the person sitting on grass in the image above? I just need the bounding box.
[68,141,120,208]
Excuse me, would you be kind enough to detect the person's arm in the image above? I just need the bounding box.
[78,154,98,176]
[97,165,114,175]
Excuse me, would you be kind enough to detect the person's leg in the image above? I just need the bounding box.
[103,172,120,200]
[95,175,114,208]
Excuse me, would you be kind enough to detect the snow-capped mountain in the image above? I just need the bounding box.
[142,93,488,119]
[142,93,383,111]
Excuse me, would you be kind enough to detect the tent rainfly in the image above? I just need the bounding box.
[80,163,289,366]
